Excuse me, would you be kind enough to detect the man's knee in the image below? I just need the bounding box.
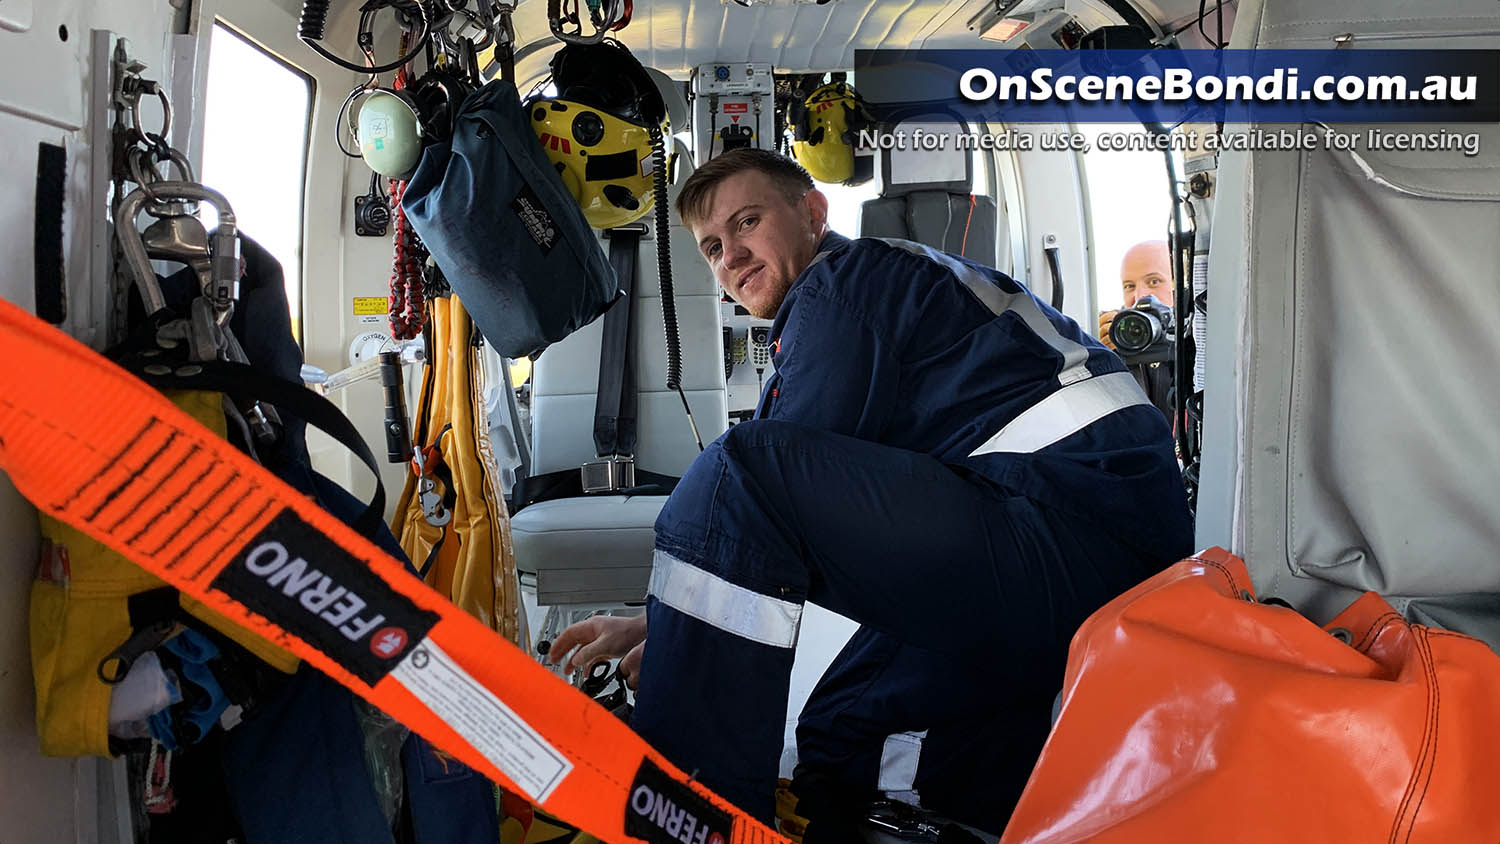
[715,418,807,457]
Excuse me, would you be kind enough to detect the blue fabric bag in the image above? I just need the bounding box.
[403,80,618,359]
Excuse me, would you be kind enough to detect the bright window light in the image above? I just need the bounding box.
[1078,123,1174,312]
[820,177,883,238]
[201,23,313,339]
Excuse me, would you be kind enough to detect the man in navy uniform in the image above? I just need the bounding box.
[550,149,1191,833]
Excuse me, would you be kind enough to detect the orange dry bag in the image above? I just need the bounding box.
[1001,547,1500,844]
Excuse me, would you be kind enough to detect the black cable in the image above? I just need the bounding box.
[651,126,703,452]
[1160,140,1197,506]
[334,85,369,158]
[1178,0,1229,44]
[299,0,430,74]
[652,127,680,392]
[707,95,719,160]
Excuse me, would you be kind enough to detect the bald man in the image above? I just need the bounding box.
[1097,240,1172,352]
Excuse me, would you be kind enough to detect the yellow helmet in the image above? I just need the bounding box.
[790,81,874,186]
[529,42,666,229]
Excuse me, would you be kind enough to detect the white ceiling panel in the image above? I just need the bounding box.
[507,0,1222,83]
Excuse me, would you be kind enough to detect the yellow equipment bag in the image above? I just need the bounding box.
[29,390,297,757]
[393,294,523,642]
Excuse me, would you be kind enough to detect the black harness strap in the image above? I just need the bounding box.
[593,229,640,458]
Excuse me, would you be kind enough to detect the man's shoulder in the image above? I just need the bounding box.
[805,237,953,293]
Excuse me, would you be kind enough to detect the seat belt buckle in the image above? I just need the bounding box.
[581,455,635,493]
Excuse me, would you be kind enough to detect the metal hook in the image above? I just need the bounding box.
[117,181,239,320]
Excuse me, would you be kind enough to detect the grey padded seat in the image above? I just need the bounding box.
[859,121,998,266]
[511,140,728,606]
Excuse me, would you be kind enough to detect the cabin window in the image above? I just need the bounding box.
[200,23,314,340]
[1078,123,1175,314]
[821,175,883,238]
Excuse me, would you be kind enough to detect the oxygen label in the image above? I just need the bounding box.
[211,508,439,684]
[512,184,559,253]
[624,759,732,844]
[391,641,572,802]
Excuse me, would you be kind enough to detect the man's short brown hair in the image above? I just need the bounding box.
[674,149,814,228]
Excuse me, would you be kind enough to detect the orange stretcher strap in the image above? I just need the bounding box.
[0,297,784,844]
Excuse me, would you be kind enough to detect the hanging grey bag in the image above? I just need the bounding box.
[402,80,619,359]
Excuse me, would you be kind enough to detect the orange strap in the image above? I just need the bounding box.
[0,297,784,844]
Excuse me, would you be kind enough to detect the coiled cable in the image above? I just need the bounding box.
[651,127,703,451]
[299,0,429,74]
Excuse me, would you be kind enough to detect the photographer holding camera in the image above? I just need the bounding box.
[1098,240,1175,424]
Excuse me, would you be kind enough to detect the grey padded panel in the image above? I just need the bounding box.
[530,389,727,478]
[511,495,662,604]
[860,192,998,268]
[529,210,729,475]
[1221,0,1500,646]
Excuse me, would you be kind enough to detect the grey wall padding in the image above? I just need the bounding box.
[1202,0,1500,648]
[1238,125,1500,641]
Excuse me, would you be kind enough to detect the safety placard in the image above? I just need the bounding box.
[354,297,388,325]
[392,641,572,802]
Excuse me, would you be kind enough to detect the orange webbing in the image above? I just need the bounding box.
[0,297,785,844]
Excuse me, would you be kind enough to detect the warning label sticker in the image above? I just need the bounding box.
[391,641,573,802]
[353,297,388,316]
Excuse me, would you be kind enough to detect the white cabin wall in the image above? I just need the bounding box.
[1013,127,1096,326]
[0,4,198,840]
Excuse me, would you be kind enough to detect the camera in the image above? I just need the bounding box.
[1110,295,1174,366]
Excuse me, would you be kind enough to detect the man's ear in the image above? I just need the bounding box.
[804,188,830,230]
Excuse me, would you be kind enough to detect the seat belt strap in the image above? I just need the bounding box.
[0,298,778,844]
[594,228,640,458]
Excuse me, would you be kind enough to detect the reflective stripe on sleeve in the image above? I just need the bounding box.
[876,238,1094,385]
[649,549,803,649]
[877,729,928,805]
[969,371,1151,456]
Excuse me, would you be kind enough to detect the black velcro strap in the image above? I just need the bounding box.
[34,142,66,324]
[136,361,386,539]
[594,230,640,457]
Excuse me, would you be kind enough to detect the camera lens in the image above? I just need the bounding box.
[1111,310,1162,354]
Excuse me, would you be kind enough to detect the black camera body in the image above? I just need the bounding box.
[1110,295,1174,366]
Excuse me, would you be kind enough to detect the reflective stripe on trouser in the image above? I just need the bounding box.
[629,420,1174,830]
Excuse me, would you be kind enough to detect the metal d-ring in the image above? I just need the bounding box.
[131,84,173,148]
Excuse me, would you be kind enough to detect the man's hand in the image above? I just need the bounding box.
[618,641,645,689]
[547,614,648,677]
[1097,310,1118,352]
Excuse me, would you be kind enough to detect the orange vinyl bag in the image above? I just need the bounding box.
[1001,547,1500,844]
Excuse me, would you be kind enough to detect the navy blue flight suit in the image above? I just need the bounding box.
[630,233,1193,832]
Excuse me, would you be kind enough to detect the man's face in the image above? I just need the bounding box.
[1120,241,1173,308]
[689,170,828,319]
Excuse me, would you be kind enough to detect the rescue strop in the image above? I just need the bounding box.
[0,297,785,844]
